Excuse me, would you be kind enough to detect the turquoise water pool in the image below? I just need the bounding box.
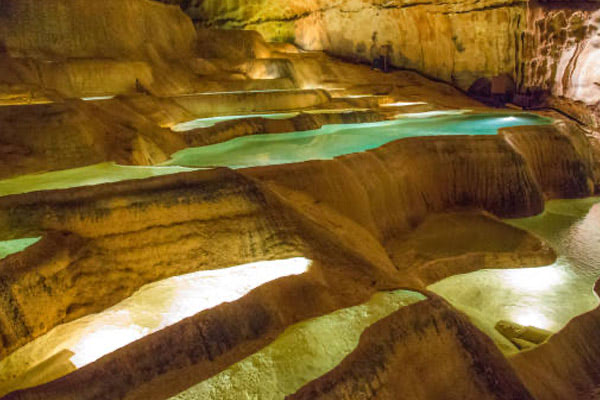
[167,112,552,169]
[430,197,600,353]
[0,112,551,196]
[0,163,196,197]
[0,237,42,260]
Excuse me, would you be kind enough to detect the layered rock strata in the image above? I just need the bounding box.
[290,296,535,400]
[187,0,600,126]
[522,2,600,127]
[187,0,525,91]
[0,115,592,375]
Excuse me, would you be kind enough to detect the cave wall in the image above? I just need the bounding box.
[171,0,600,125]
[0,0,197,61]
[522,2,600,126]
[182,0,526,92]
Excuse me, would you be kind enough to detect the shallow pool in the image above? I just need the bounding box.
[170,290,425,400]
[167,112,551,169]
[430,197,600,352]
[0,237,41,260]
[0,162,196,197]
[0,112,551,197]
[0,258,311,395]
[171,112,300,131]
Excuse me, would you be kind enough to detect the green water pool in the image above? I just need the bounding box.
[0,237,41,260]
[0,163,196,197]
[430,197,600,353]
[166,112,551,168]
[0,112,551,197]
[170,290,425,400]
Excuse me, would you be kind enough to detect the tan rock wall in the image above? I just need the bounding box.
[521,2,600,126]
[0,0,197,61]
[190,0,526,91]
[188,0,600,124]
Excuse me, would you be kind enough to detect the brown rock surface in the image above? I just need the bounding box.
[0,1,599,399]
[501,121,597,198]
[0,0,196,60]
[189,0,600,126]
[0,99,185,179]
[189,0,525,91]
[0,123,577,359]
[522,2,600,127]
[289,296,535,400]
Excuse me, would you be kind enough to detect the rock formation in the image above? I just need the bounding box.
[188,0,525,91]
[187,0,600,126]
[522,2,600,127]
[0,0,599,399]
[290,296,536,400]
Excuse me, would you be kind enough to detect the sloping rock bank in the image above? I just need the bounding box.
[0,115,596,398]
[290,296,535,400]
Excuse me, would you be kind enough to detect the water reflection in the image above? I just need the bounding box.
[430,198,600,350]
[0,258,310,395]
[167,112,551,169]
[171,112,300,131]
[0,112,550,197]
[170,290,425,400]
[0,162,196,197]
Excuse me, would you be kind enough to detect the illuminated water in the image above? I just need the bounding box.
[0,237,41,260]
[0,258,310,395]
[170,290,425,400]
[171,112,300,131]
[0,112,550,197]
[167,112,551,169]
[0,162,196,197]
[430,197,600,351]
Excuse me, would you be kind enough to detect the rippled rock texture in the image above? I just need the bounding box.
[185,0,600,126]
[187,0,525,91]
[1,1,600,399]
[1,118,596,398]
[291,297,535,400]
[522,2,600,127]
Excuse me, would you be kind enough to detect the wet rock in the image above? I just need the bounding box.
[289,297,535,400]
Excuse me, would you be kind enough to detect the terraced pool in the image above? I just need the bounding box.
[430,197,600,353]
[167,112,551,168]
[0,112,551,196]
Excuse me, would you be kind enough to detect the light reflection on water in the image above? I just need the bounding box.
[167,112,551,169]
[0,162,196,197]
[170,290,426,400]
[0,112,550,197]
[171,112,300,131]
[0,258,310,395]
[430,198,600,344]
